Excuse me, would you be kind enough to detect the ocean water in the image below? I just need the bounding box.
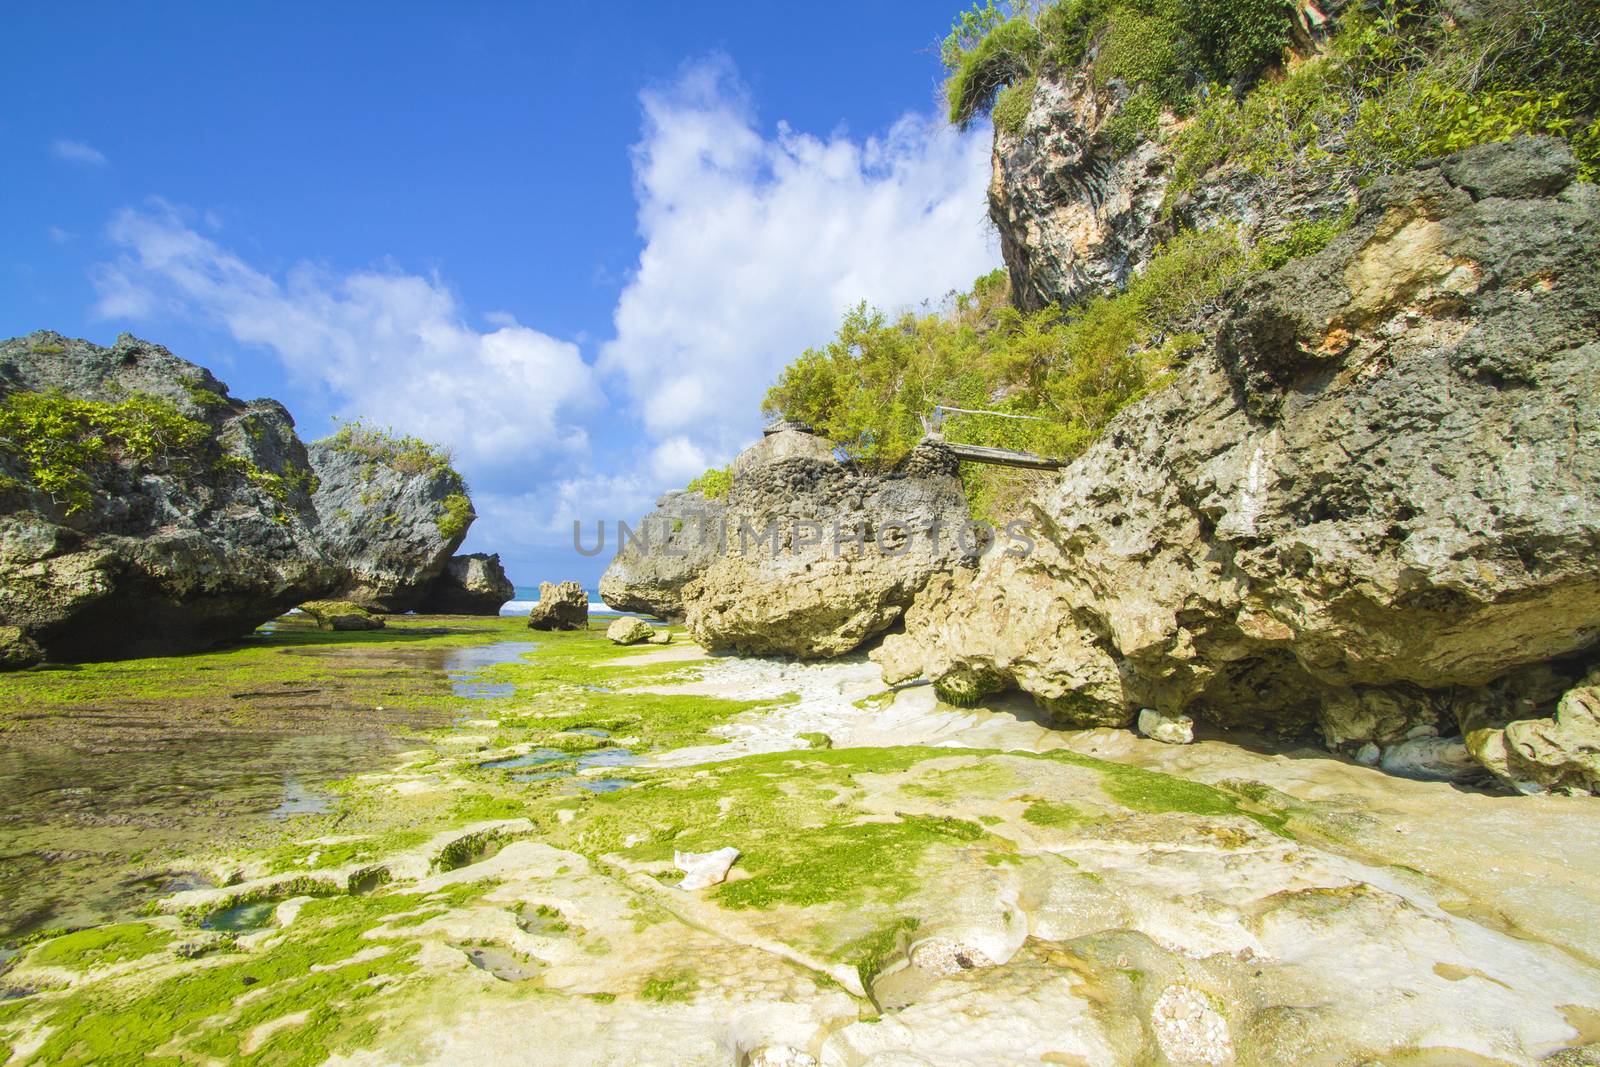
[501,585,619,617]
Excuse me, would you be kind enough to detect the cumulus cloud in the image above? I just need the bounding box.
[600,56,999,471]
[51,139,109,167]
[93,201,599,473]
[470,472,663,556]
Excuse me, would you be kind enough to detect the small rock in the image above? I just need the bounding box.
[298,601,385,631]
[1354,742,1382,767]
[1378,736,1480,782]
[527,581,588,631]
[909,937,995,976]
[1138,708,1195,745]
[674,846,740,890]
[606,617,655,646]
[0,626,42,669]
[646,630,673,645]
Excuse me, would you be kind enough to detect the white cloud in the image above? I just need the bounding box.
[600,56,999,468]
[51,139,108,167]
[93,201,600,474]
[469,473,663,556]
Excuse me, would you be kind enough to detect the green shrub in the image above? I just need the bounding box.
[323,418,455,477]
[0,390,214,513]
[1094,5,1188,105]
[943,0,1297,132]
[685,466,733,500]
[763,230,1252,521]
[1167,0,1600,200]
[436,491,474,541]
[1255,208,1356,271]
[1182,0,1296,85]
[1101,88,1163,153]
[946,12,1043,128]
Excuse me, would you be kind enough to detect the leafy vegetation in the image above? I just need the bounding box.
[322,419,457,477]
[944,0,1296,130]
[944,4,1043,128]
[1169,0,1600,193]
[0,389,297,515]
[763,228,1253,520]
[436,491,474,540]
[943,0,1597,183]
[992,74,1038,133]
[685,466,732,500]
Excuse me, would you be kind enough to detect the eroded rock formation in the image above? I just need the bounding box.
[682,431,976,658]
[878,138,1600,791]
[0,332,339,664]
[417,552,514,615]
[990,65,1350,312]
[527,580,588,631]
[307,433,473,613]
[598,490,726,619]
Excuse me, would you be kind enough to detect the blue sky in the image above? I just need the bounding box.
[3,2,999,588]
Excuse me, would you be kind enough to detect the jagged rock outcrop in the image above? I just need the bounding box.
[878,138,1600,790]
[0,332,339,664]
[598,490,726,619]
[991,68,1348,312]
[416,553,514,615]
[307,430,473,613]
[681,430,976,658]
[526,580,587,631]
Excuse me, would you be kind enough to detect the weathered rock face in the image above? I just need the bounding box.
[307,434,472,613]
[991,70,1348,311]
[526,580,587,631]
[598,490,726,619]
[878,139,1600,789]
[1466,666,1600,795]
[682,435,976,658]
[417,553,514,615]
[0,332,339,664]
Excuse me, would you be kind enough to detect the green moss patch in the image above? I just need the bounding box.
[6,890,473,1067]
[26,923,173,971]
[1022,800,1092,829]
[639,968,696,1003]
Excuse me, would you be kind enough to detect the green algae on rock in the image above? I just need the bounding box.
[298,600,386,631]
[7,628,1600,1064]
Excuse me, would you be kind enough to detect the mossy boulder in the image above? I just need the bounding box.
[682,434,974,659]
[0,332,340,665]
[306,421,473,613]
[299,600,385,632]
[0,624,41,669]
[606,617,654,646]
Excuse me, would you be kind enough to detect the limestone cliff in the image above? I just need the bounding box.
[877,137,1600,791]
